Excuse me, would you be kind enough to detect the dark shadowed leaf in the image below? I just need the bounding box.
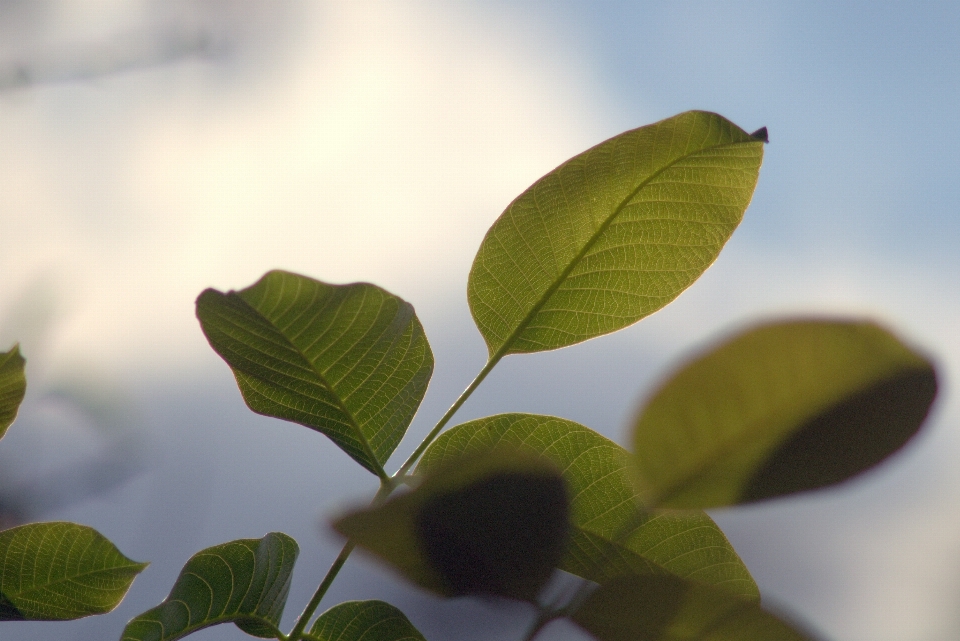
[0,522,146,621]
[307,600,425,641]
[121,532,297,641]
[468,111,765,358]
[572,574,815,641]
[0,344,26,441]
[418,414,757,600]
[632,319,938,509]
[335,449,569,601]
[196,270,433,478]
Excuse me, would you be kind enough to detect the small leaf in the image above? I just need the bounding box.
[197,270,434,477]
[468,111,765,358]
[335,449,569,601]
[307,600,425,641]
[0,344,26,441]
[572,574,815,641]
[121,532,298,641]
[632,319,938,509]
[418,414,757,600]
[0,522,147,621]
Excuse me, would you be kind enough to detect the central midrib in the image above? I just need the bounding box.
[490,136,756,361]
[236,294,387,479]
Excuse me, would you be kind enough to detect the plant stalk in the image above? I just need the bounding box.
[287,480,395,640]
[396,352,503,476]
[288,356,502,639]
[286,539,356,641]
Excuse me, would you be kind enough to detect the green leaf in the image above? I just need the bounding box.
[468,111,765,358]
[307,600,425,641]
[0,344,26,441]
[572,574,815,641]
[0,522,147,621]
[418,414,757,600]
[335,449,569,601]
[632,319,938,509]
[121,532,297,641]
[196,270,434,478]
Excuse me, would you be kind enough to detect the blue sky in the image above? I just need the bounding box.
[1,3,959,640]
[559,1,960,260]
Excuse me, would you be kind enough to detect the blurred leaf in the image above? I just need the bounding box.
[121,532,297,641]
[0,344,26,441]
[307,600,425,641]
[632,319,938,509]
[0,522,147,620]
[572,574,814,641]
[335,449,569,601]
[418,414,757,600]
[197,270,433,478]
[468,111,765,358]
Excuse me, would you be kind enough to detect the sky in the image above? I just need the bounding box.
[1,2,959,640]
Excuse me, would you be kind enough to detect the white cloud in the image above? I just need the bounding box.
[1,1,613,378]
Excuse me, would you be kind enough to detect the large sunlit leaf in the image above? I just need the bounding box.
[306,600,426,641]
[468,111,766,358]
[121,532,298,641]
[0,344,26,441]
[335,449,569,601]
[0,522,147,621]
[632,319,938,509]
[572,574,814,641]
[197,270,434,477]
[418,414,757,600]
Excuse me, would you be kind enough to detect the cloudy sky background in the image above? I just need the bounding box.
[2,2,959,640]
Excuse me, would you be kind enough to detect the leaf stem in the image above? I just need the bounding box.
[287,481,393,640]
[289,354,505,638]
[287,539,356,641]
[396,353,503,476]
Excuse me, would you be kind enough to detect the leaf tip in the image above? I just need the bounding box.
[1,342,25,365]
[194,286,223,311]
[750,126,769,143]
